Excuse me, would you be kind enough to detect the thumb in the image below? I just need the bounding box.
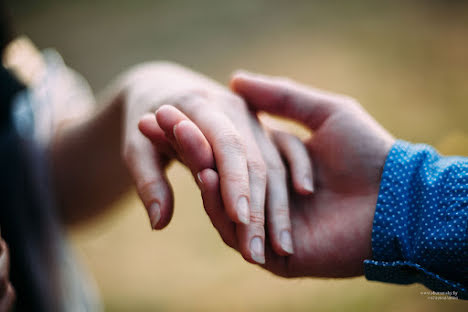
[230,71,345,130]
[123,136,174,230]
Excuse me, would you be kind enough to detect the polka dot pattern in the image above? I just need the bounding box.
[364,140,468,300]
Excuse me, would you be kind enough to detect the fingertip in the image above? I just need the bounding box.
[272,130,315,196]
[237,233,265,265]
[155,183,174,230]
[197,168,219,192]
[292,154,315,195]
[138,113,158,136]
[268,229,294,257]
[197,168,238,250]
[236,196,250,225]
[294,175,314,195]
[138,181,174,231]
[139,112,156,125]
[302,175,315,194]
[173,119,199,144]
[150,198,174,230]
[280,230,294,255]
[250,236,266,264]
[155,104,173,118]
[148,202,162,229]
[155,105,178,131]
[230,70,254,92]
[146,199,174,230]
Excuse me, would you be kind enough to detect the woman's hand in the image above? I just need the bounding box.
[52,61,304,264]
[126,63,313,264]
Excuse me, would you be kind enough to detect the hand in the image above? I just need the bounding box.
[0,235,15,311]
[231,71,395,277]
[175,71,394,277]
[128,63,313,264]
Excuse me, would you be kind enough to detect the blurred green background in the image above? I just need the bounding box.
[7,0,468,311]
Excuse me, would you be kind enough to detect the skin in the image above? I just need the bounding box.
[52,62,313,265]
[140,105,313,258]
[151,71,395,278]
[0,236,15,312]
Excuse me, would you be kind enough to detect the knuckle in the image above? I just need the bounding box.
[216,130,245,154]
[215,92,248,117]
[182,88,210,100]
[172,89,209,111]
[249,209,265,225]
[225,172,249,186]
[168,88,211,108]
[270,204,290,219]
[248,159,267,179]
[223,92,247,108]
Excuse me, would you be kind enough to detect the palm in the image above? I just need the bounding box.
[264,109,394,278]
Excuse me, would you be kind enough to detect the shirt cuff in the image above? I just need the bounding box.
[363,140,467,300]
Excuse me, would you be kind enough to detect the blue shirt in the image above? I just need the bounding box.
[364,140,468,300]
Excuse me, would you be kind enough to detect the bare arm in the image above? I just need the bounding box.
[50,84,131,224]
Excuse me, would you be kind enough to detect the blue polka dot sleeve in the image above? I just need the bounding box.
[363,140,468,300]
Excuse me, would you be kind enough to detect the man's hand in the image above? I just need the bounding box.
[182,71,394,277]
[232,71,395,277]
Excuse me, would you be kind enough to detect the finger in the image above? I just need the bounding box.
[123,136,174,230]
[155,105,215,174]
[171,95,251,226]
[236,149,267,264]
[138,113,179,160]
[212,108,268,265]
[271,130,314,195]
[158,105,266,264]
[248,118,294,256]
[231,71,347,130]
[198,168,238,249]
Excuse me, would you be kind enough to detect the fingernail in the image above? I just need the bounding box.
[250,236,265,264]
[197,172,204,190]
[173,123,180,142]
[237,196,250,225]
[303,176,314,193]
[280,230,294,254]
[149,202,161,229]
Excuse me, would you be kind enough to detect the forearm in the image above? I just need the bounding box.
[51,86,131,224]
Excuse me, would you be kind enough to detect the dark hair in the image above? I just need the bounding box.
[0,0,14,53]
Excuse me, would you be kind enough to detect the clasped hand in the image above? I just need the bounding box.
[121,63,394,278]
